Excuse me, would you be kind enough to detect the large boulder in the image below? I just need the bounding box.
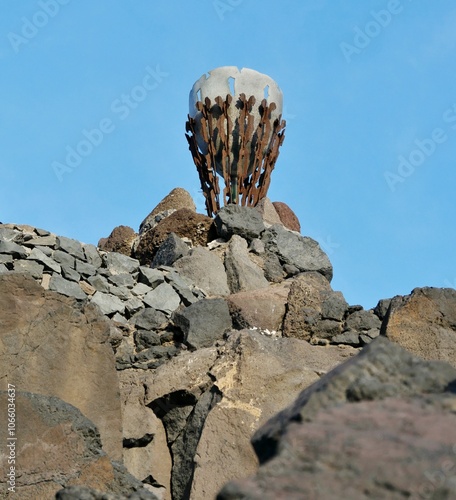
[261,225,333,281]
[137,330,358,500]
[381,287,456,367]
[0,392,156,500]
[214,205,265,242]
[224,235,268,293]
[173,247,230,297]
[0,273,122,461]
[218,337,456,499]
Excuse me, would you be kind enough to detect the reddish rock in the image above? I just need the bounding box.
[98,225,136,256]
[272,201,301,232]
[135,208,216,266]
[382,287,456,367]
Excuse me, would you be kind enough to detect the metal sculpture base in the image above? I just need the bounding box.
[185,93,285,217]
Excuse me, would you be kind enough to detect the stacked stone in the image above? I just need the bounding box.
[0,199,384,369]
[0,223,207,370]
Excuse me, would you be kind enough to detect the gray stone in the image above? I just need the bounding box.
[261,224,333,281]
[83,243,103,268]
[133,308,169,330]
[151,232,189,268]
[321,291,348,321]
[374,298,392,320]
[138,266,165,288]
[249,238,265,255]
[35,244,53,256]
[224,235,269,293]
[75,259,97,277]
[35,227,51,236]
[103,252,140,275]
[166,271,199,305]
[23,234,57,247]
[132,282,152,296]
[135,345,178,362]
[91,291,125,315]
[143,282,181,315]
[56,235,85,260]
[173,298,232,349]
[61,265,81,283]
[174,247,230,297]
[108,273,135,288]
[345,309,381,331]
[0,263,8,274]
[125,297,144,315]
[0,240,28,258]
[49,275,87,300]
[0,254,13,264]
[112,312,128,324]
[52,249,75,268]
[109,284,132,301]
[135,330,161,349]
[214,205,265,242]
[28,247,61,273]
[0,227,21,242]
[13,260,44,279]
[332,331,360,345]
[87,274,110,293]
[263,252,286,283]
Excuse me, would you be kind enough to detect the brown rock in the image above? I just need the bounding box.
[272,201,301,232]
[382,287,456,367]
[139,187,196,233]
[98,225,136,256]
[135,209,216,266]
[138,331,357,500]
[227,281,292,331]
[282,271,333,341]
[0,274,122,461]
[218,397,456,500]
[0,392,153,499]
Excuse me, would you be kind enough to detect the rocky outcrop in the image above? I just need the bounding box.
[218,337,456,499]
[0,391,156,499]
[0,273,122,461]
[381,287,456,367]
[2,189,456,500]
[120,330,358,500]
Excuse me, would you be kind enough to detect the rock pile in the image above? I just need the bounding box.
[1,187,456,499]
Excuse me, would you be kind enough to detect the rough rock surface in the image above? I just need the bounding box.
[0,274,122,461]
[135,209,216,266]
[139,187,196,234]
[137,330,358,500]
[272,201,301,232]
[381,287,456,366]
[261,224,333,281]
[215,205,265,242]
[98,225,137,256]
[173,247,230,297]
[151,232,189,268]
[218,337,456,499]
[253,197,282,226]
[0,392,156,500]
[224,235,268,293]
[227,282,291,332]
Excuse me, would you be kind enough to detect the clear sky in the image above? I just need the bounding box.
[1,1,455,309]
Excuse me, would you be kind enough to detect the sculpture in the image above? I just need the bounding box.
[185,67,286,216]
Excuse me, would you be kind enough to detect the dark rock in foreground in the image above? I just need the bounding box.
[217,337,456,499]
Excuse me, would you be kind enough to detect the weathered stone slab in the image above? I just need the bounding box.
[143,282,181,315]
[0,240,28,258]
[91,291,125,315]
[49,275,86,300]
[56,235,85,260]
[13,259,44,279]
[28,247,61,273]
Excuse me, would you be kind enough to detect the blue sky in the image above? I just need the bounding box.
[1,0,455,309]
